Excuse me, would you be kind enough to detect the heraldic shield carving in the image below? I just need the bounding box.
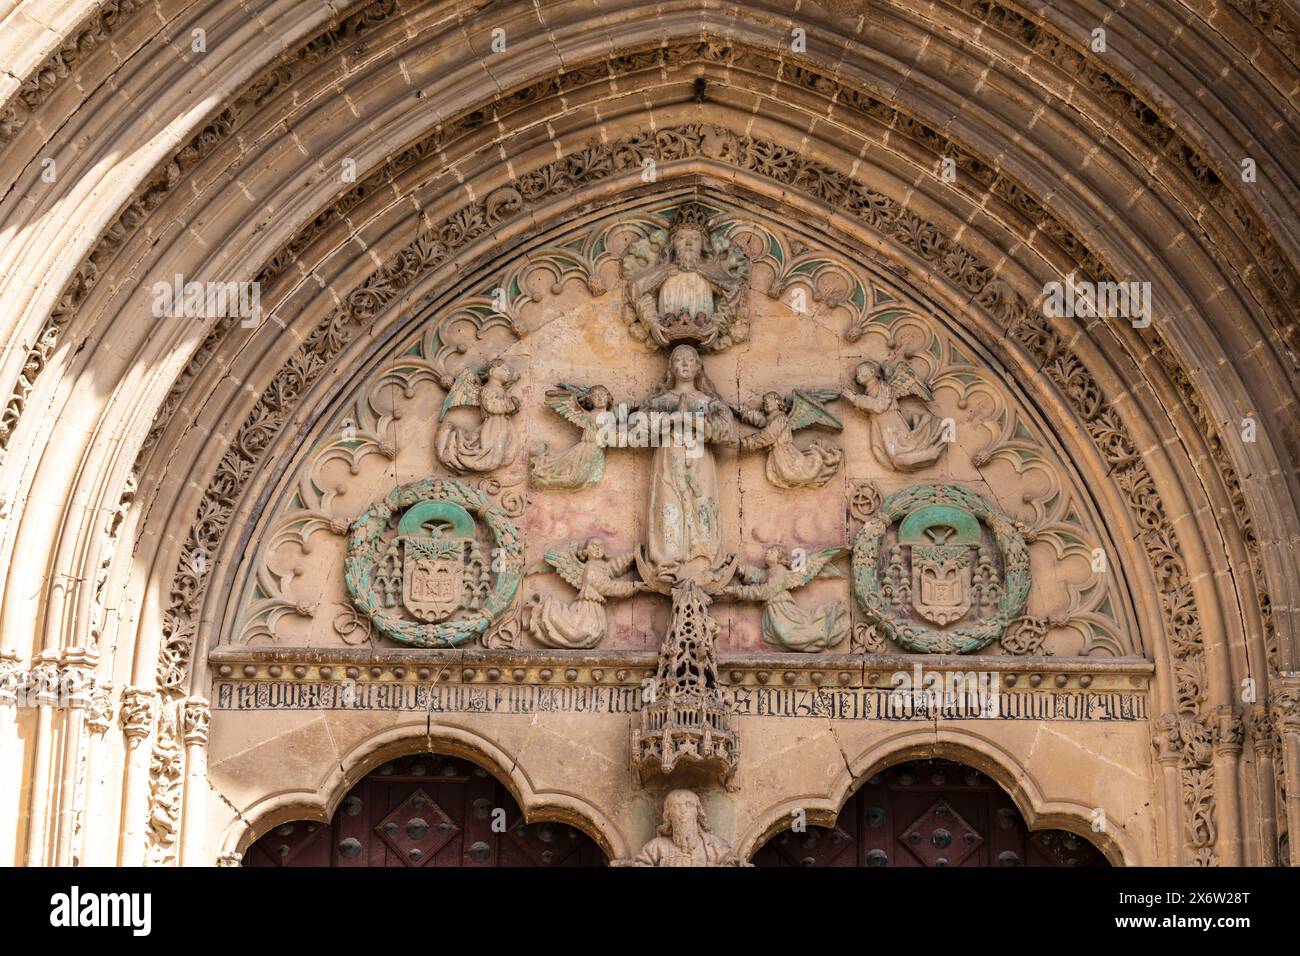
[852,484,1030,653]
[345,479,523,646]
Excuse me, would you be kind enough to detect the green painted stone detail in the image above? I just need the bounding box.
[852,484,1030,654]
[345,479,523,647]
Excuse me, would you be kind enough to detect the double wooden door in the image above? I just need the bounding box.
[753,759,1108,867]
[244,752,605,867]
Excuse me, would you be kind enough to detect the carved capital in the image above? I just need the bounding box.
[182,696,211,746]
[1213,704,1244,755]
[29,661,62,706]
[120,687,158,742]
[1152,712,1182,766]
[216,851,243,868]
[0,658,22,707]
[60,664,95,710]
[1268,681,1300,737]
[1249,704,1277,756]
[86,681,115,735]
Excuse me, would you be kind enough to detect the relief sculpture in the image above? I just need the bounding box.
[435,358,521,473]
[733,390,844,489]
[524,538,646,649]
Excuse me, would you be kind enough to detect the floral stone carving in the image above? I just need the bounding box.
[345,479,523,647]
[852,484,1030,653]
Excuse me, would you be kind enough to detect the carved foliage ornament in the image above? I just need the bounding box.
[344,479,523,647]
[852,484,1030,653]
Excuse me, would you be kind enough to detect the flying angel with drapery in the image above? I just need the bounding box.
[842,359,948,472]
[434,358,521,473]
[523,538,648,649]
[720,544,849,652]
[528,383,615,490]
[731,389,844,489]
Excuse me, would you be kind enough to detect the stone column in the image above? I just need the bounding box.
[80,682,115,866]
[1152,714,1184,865]
[0,653,22,866]
[1211,704,1244,866]
[1268,678,1300,867]
[179,696,210,866]
[1248,704,1278,866]
[118,687,157,866]
[24,658,62,866]
[54,659,94,866]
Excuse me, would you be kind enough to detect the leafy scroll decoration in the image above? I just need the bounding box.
[852,484,1030,654]
[344,479,523,647]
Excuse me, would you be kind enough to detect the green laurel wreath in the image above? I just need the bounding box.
[344,479,523,647]
[851,484,1030,654]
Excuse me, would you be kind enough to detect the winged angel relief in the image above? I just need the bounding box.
[528,384,614,490]
[843,359,949,472]
[720,545,849,652]
[435,358,521,473]
[732,390,843,489]
[523,538,647,648]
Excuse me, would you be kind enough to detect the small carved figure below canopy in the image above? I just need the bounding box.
[616,789,750,867]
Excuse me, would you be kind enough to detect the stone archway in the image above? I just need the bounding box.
[243,751,606,867]
[753,759,1109,868]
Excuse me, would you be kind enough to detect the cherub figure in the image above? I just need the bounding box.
[435,358,521,473]
[523,538,647,649]
[528,384,613,490]
[733,389,843,489]
[843,360,947,471]
[721,544,848,652]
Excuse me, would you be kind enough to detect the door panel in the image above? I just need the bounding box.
[753,759,1108,867]
[244,752,606,867]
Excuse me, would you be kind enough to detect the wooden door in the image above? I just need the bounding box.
[244,752,606,867]
[753,759,1108,867]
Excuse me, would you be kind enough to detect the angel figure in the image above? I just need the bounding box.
[435,358,521,473]
[523,538,646,649]
[733,390,844,489]
[528,384,613,490]
[721,544,848,652]
[843,360,947,471]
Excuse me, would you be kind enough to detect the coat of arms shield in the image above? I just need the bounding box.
[897,504,983,628]
[402,536,466,622]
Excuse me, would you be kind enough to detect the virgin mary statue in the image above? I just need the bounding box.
[642,344,736,582]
